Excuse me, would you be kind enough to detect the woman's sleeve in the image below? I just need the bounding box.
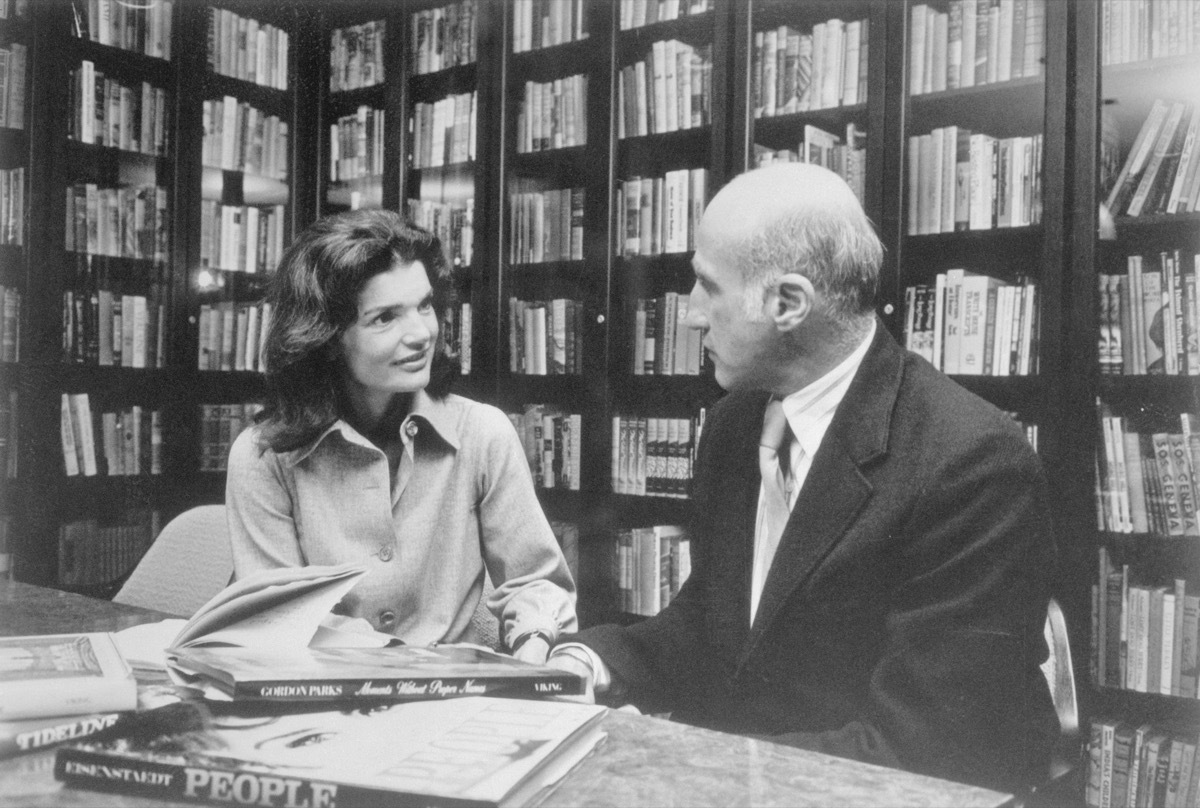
[475,408,578,648]
[225,428,305,577]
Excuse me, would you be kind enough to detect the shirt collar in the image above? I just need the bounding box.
[281,390,461,466]
[779,318,876,458]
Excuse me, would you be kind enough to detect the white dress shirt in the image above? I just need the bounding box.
[749,319,875,623]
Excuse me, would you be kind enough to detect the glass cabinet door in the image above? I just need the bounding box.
[736,0,886,226]
[1083,4,1200,789]
[898,0,1050,396]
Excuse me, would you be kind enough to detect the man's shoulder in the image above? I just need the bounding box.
[893,353,1036,457]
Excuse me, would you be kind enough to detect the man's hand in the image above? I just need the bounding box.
[544,647,597,704]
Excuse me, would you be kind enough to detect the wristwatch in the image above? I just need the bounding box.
[509,629,554,653]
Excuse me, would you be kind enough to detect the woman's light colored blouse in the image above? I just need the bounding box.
[225,391,577,648]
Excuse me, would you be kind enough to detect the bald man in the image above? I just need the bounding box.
[550,164,1059,793]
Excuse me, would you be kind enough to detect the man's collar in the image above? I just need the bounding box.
[778,319,876,456]
[280,390,460,466]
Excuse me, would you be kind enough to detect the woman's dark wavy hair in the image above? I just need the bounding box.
[256,210,460,452]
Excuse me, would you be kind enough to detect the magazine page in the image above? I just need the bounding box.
[170,563,370,650]
[117,565,395,678]
[205,697,605,801]
[113,620,187,672]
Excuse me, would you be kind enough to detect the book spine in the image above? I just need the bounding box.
[2,661,135,721]
[56,749,387,808]
[231,673,585,701]
[1,712,123,759]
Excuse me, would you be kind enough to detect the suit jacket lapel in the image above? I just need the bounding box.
[707,394,770,653]
[740,321,905,657]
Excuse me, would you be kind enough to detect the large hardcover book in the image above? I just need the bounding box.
[170,644,587,704]
[56,697,606,808]
[131,563,588,703]
[0,633,137,721]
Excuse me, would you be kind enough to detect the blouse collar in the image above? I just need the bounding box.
[280,390,460,466]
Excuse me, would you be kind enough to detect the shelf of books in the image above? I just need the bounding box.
[0,0,27,579]
[1080,2,1200,805]
[402,0,493,402]
[601,0,726,624]
[323,13,387,215]
[14,0,181,592]
[894,0,1064,462]
[735,1,885,216]
[188,2,296,496]
[495,0,612,623]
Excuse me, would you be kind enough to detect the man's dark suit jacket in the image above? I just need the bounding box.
[569,321,1060,793]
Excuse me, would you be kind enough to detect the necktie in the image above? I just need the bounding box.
[757,399,793,596]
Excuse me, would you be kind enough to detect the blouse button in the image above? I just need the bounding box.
[404,421,419,438]
[378,610,396,628]
[379,545,394,562]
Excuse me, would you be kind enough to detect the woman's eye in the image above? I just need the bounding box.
[285,732,335,748]
[418,300,434,313]
[372,311,395,325]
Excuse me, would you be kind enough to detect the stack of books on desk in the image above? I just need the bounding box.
[55,696,607,808]
[12,565,605,808]
[0,632,139,759]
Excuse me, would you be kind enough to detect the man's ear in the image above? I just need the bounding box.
[769,272,814,332]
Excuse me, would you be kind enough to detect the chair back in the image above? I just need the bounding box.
[468,572,501,650]
[1040,597,1079,739]
[1020,597,1083,807]
[113,505,233,617]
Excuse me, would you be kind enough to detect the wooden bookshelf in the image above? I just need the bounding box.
[496,0,614,624]
[1068,4,1200,802]
[4,0,317,593]
[7,6,1198,801]
[10,0,182,590]
[0,0,29,581]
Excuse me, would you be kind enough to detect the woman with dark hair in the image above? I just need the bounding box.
[226,210,576,663]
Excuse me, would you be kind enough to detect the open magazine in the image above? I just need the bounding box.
[56,696,608,808]
[114,563,584,703]
[114,563,393,674]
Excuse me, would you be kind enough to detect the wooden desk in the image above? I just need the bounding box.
[0,580,1013,808]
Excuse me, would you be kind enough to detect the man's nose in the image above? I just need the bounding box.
[685,291,707,330]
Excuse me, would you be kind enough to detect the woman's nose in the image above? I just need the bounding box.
[401,313,434,346]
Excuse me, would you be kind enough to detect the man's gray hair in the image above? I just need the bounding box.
[737,197,883,323]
